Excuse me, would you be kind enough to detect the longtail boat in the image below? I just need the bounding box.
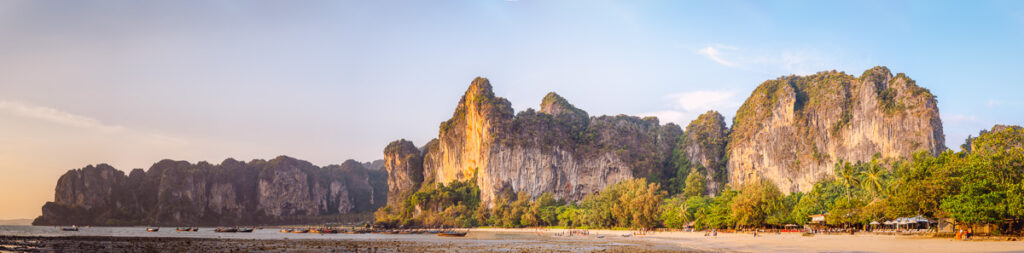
[438,231,468,237]
[214,227,238,233]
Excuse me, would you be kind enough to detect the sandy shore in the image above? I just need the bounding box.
[4,229,1022,252]
[475,228,1024,253]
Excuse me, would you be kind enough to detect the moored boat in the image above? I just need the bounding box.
[280,228,293,233]
[292,228,309,233]
[146,227,160,232]
[60,226,79,231]
[176,227,190,232]
[438,231,468,237]
[214,227,238,233]
[238,227,254,233]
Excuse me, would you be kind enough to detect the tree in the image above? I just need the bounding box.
[660,197,688,228]
[684,196,712,230]
[682,169,708,198]
[730,180,783,228]
[828,196,867,227]
[940,154,1006,226]
[858,160,889,196]
[580,178,665,229]
[835,161,861,197]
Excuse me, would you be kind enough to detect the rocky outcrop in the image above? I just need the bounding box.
[411,78,682,205]
[33,156,387,226]
[679,110,729,195]
[383,139,424,207]
[727,67,945,193]
[963,125,1023,154]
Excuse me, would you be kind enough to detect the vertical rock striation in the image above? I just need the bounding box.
[411,78,682,205]
[34,156,387,226]
[382,139,424,207]
[727,67,945,193]
[679,110,729,195]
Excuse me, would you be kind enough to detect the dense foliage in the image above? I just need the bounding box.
[379,125,1024,234]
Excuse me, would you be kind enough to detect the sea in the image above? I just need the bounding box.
[0,225,542,240]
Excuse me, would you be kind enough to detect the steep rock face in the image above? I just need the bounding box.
[53,164,125,210]
[257,158,320,217]
[679,110,729,195]
[383,139,424,207]
[420,79,682,204]
[727,67,945,193]
[34,156,387,226]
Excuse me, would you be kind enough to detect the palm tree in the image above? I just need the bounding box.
[835,161,861,196]
[859,162,888,196]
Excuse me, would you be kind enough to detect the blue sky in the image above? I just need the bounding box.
[1,0,1022,218]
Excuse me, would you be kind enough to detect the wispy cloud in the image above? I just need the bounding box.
[986,99,1023,108]
[696,44,833,75]
[668,90,737,111]
[0,100,188,147]
[642,90,741,127]
[944,113,978,124]
[697,45,738,67]
[0,100,124,133]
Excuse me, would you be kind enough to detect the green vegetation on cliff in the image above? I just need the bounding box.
[381,124,1024,233]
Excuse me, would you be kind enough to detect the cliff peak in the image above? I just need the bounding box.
[466,77,495,99]
[859,66,893,81]
[728,67,944,193]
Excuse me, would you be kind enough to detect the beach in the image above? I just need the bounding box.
[474,228,1024,253]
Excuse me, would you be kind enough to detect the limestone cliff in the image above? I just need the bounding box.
[727,67,945,193]
[383,139,424,207]
[678,110,729,195]
[413,78,682,205]
[33,156,387,226]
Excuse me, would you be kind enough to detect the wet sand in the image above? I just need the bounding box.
[0,234,694,252]
[7,228,1021,252]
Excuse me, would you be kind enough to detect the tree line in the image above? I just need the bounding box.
[376,126,1024,234]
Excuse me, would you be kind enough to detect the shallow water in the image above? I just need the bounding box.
[0,226,701,252]
[0,226,515,240]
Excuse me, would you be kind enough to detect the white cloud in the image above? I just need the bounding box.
[642,90,741,127]
[695,44,833,75]
[641,110,688,126]
[697,45,737,67]
[0,100,188,147]
[668,90,737,111]
[944,113,978,124]
[0,100,124,133]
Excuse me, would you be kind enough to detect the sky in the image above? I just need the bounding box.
[1,0,1023,219]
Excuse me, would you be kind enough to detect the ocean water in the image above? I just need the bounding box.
[0,226,700,252]
[0,225,551,241]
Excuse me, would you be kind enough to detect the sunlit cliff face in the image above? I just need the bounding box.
[431,78,497,184]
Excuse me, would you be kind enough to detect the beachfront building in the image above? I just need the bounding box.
[806,214,828,231]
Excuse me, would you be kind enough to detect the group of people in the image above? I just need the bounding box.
[555,229,589,237]
[956,229,974,240]
[703,229,718,237]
